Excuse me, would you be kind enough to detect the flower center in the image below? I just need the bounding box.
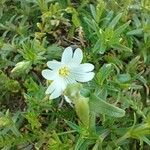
[59,66,70,77]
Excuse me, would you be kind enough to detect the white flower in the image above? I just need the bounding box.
[42,47,95,100]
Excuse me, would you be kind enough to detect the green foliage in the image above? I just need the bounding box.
[0,0,150,149]
[89,94,125,118]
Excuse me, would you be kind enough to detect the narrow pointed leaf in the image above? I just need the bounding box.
[97,64,112,85]
[127,29,143,35]
[115,20,131,35]
[108,13,122,29]
[90,4,96,21]
[113,44,132,52]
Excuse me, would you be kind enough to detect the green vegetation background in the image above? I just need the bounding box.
[0,0,150,149]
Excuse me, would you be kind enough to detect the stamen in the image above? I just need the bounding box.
[59,66,70,77]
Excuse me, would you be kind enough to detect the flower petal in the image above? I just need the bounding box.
[65,73,76,85]
[50,78,66,99]
[72,48,83,64]
[74,72,95,82]
[47,60,61,70]
[45,81,56,94]
[72,63,94,73]
[50,87,62,99]
[46,78,67,99]
[42,69,56,80]
[61,47,73,63]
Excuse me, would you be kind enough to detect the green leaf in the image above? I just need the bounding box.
[90,4,96,21]
[113,44,132,52]
[89,94,125,118]
[72,13,80,27]
[10,125,21,137]
[99,38,107,54]
[132,14,141,28]
[130,125,150,139]
[115,20,131,35]
[25,111,41,129]
[75,137,86,150]
[126,56,140,73]
[97,64,112,85]
[0,71,20,93]
[108,13,122,29]
[142,136,150,145]
[116,73,131,83]
[93,39,101,52]
[94,30,107,54]
[84,17,99,33]
[102,11,114,28]
[96,0,105,23]
[46,44,62,59]
[127,29,143,35]
[65,120,81,133]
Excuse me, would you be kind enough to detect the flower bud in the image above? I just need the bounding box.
[75,97,89,128]
[11,61,32,75]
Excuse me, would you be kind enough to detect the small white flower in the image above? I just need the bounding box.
[42,47,95,100]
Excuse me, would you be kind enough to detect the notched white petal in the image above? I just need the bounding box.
[72,48,83,64]
[46,78,67,99]
[50,88,62,99]
[61,47,73,63]
[45,81,57,94]
[72,63,94,73]
[81,63,94,72]
[42,69,55,80]
[75,72,95,82]
[47,60,61,70]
